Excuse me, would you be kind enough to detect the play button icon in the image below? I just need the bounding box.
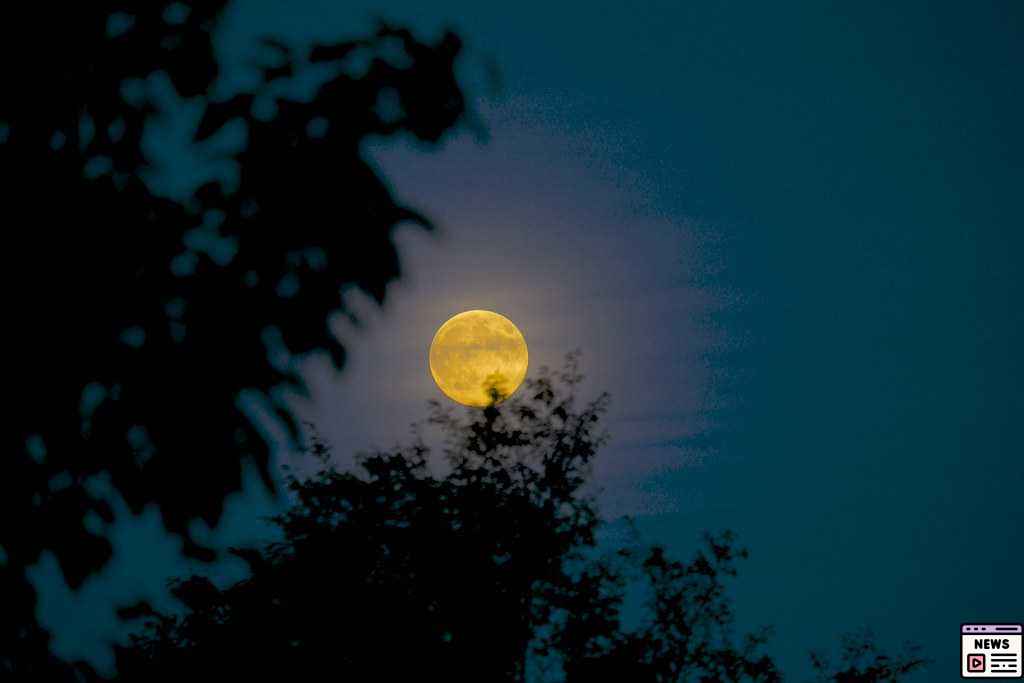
[969,654,986,673]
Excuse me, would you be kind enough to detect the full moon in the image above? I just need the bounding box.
[429,310,529,407]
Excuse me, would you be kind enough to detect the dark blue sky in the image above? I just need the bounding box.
[33,2,1022,679]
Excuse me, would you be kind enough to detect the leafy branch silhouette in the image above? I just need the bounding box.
[2,2,468,677]
[115,358,929,682]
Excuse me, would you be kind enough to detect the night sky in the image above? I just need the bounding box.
[32,1,1022,679]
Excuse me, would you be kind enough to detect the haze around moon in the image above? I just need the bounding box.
[428,310,529,407]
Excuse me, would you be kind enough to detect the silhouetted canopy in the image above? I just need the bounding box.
[1,2,467,676]
[115,361,926,682]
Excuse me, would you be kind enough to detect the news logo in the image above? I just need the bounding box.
[962,624,1022,678]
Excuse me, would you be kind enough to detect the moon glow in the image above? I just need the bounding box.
[429,310,529,407]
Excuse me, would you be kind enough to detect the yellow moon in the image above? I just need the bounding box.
[429,310,529,407]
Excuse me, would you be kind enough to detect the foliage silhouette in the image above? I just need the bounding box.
[115,358,928,682]
[809,630,928,683]
[2,2,467,677]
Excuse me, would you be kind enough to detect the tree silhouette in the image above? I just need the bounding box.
[115,358,929,682]
[809,630,928,683]
[2,2,467,677]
